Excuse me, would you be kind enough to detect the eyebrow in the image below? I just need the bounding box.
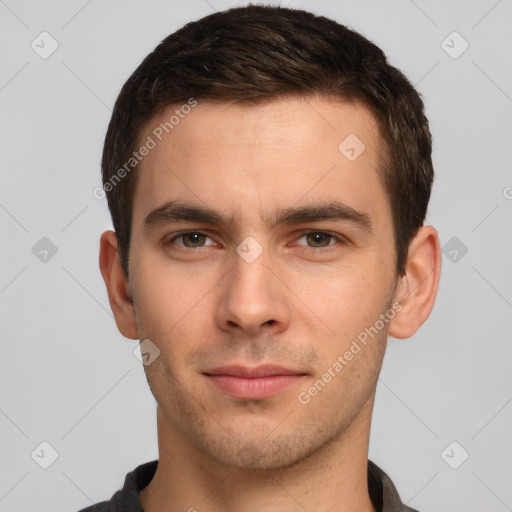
[143,200,373,234]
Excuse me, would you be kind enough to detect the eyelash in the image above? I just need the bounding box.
[167,230,346,252]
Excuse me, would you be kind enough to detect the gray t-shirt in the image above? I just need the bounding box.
[77,459,419,512]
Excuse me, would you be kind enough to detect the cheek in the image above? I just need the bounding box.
[131,258,217,351]
[295,273,390,411]
[295,262,391,344]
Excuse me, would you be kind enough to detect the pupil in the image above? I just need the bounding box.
[186,233,203,246]
[309,233,329,247]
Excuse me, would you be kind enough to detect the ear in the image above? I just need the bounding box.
[388,225,442,339]
[99,230,139,340]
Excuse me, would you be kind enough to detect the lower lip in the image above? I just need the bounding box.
[206,374,305,400]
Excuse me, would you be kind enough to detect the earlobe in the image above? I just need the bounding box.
[99,230,139,340]
[388,225,442,339]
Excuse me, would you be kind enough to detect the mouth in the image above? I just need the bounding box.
[203,365,307,400]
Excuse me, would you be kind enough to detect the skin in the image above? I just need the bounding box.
[100,95,441,512]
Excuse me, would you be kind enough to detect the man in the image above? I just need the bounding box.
[82,4,441,511]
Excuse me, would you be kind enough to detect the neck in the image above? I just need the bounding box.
[140,395,376,512]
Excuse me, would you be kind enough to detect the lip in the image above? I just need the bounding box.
[204,365,307,400]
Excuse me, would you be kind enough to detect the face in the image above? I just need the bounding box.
[127,95,399,470]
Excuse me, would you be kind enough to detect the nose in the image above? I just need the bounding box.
[215,245,291,336]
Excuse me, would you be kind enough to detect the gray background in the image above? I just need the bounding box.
[0,0,511,510]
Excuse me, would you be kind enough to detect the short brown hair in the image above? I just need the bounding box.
[102,5,433,278]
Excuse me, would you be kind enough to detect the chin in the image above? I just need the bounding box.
[195,423,326,472]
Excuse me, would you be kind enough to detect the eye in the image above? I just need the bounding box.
[295,231,343,249]
[168,231,216,248]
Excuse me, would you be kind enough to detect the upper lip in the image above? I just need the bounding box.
[204,365,305,378]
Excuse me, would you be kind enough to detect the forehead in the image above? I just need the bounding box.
[131,95,390,232]
[145,95,381,155]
